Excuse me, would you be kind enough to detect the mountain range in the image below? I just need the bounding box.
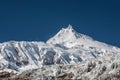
[0,25,120,80]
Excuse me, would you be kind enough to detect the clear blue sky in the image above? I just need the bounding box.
[0,0,120,47]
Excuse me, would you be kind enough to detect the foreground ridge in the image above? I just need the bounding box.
[2,54,120,80]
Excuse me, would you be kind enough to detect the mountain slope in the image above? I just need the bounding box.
[0,25,120,73]
[24,53,120,80]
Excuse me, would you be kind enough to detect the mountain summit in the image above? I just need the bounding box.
[47,25,92,46]
[66,24,73,29]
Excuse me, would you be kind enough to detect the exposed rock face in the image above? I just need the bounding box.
[0,71,15,80]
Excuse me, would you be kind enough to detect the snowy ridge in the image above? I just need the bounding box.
[0,25,120,73]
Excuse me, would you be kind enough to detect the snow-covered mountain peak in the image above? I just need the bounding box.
[66,24,73,30]
[47,25,120,51]
[47,25,93,46]
[63,24,80,37]
[59,24,76,35]
[47,24,83,44]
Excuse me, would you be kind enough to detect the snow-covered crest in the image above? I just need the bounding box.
[47,24,93,45]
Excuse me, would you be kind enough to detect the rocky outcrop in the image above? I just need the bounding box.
[0,71,15,80]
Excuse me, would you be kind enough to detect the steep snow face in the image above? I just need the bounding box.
[0,25,120,72]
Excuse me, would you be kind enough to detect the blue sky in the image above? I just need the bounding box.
[0,0,120,47]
